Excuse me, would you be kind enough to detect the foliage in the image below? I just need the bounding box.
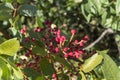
[0,0,120,80]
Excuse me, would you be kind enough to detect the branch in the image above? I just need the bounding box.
[84,28,114,50]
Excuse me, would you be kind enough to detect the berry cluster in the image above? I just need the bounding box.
[19,22,89,66]
[34,25,89,59]
[18,21,89,80]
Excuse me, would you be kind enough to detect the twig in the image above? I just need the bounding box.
[84,28,114,50]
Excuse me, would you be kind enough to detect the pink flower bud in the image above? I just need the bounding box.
[61,36,66,41]
[55,47,59,53]
[71,29,76,35]
[57,30,61,35]
[23,26,27,31]
[64,53,68,58]
[60,36,66,43]
[79,50,83,54]
[20,29,26,35]
[55,37,60,42]
[75,51,80,58]
[69,52,74,57]
[52,73,57,78]
[21,26,27,35]
[83,35,89,41]
[74,40,78,44]
[79,41,84,47]
[64,47,69,52]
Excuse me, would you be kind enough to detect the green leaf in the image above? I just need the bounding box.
[36,76,45,80]
[61,74,69,80]
[0,3,14,20]
[98,50,120,80]
[48,0,53,4]
[0,68,3,79]
[0,57,11,80]
[81,4,92,22]
[6,59,23,79]
[0,3,14,11]
[54,55,71,69]
[74,0,82,3]
[116,0,120,16]
[0,38,20,56]
[39,58,55,76]
[79,71,86,80]
[90,0,101,14]
[18,4,37,17]
[36,16,44,28]
[17,0,30,4]
[23,68,41,80]
[0,3,13,20]
[6,0,15,3]
[32,41,47,56]
[81,53,103,73]
[81,4,89,22]
[101,10,107,26]
[13,68,23,79]
[0,10,12,20]
[4,3,14,10]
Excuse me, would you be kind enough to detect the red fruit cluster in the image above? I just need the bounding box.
[17,21,89,80]
[29,23,89,59]
[63,35,89,59]
[22,22,89,59]
[18,21,89,70]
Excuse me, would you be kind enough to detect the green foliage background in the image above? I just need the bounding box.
[0,0,120,80]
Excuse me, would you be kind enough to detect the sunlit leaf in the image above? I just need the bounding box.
[79,71,86,80]
[13,68,23,79]
[81,53,103,73]
[0,38,20,56]
[116,0,120,15]
[98,50,120,80]
[0,68,3,79]
[0,57,11,80]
